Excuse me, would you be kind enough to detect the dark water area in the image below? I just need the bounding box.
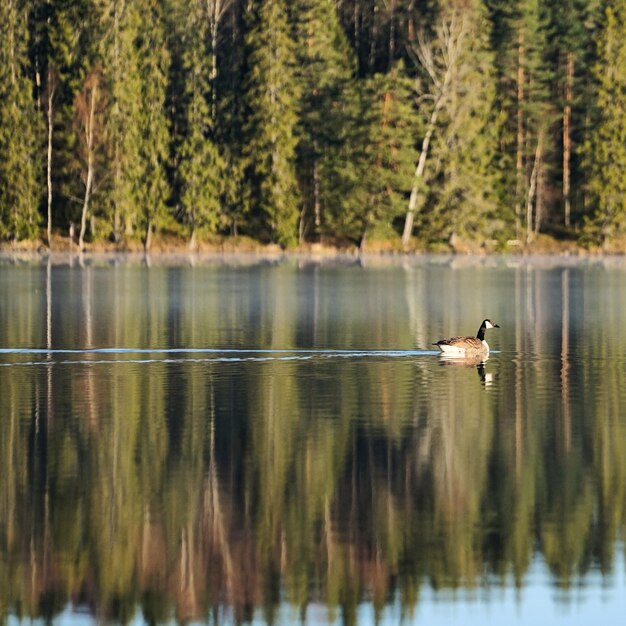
[1,253,626,624]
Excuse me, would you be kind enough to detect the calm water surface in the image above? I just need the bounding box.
[2,253,626,625]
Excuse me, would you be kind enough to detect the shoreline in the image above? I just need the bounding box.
[4,243,626,271]
[0,230,605,256]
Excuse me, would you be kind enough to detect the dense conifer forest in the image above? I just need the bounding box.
[0,0,621,251]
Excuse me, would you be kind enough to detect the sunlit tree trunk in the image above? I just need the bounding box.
[563,51,573,227]
[516,32,525,240]
[78,80,98,251]
[401,15,460,248]
[46,70,57,248]
[144,218,152,252]
[526,133,542,244]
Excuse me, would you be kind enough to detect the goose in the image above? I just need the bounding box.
[433,319,499,357]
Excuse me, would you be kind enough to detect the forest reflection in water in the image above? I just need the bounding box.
[1,254,626,624]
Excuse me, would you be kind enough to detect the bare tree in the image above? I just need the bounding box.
[525,131,543,244]
[74,68,106,251]
[44,68,58,248]
[401,12,466,248]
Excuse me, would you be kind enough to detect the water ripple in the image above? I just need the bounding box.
[0,347,439,367]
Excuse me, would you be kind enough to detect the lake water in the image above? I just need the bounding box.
[2,253,626,625]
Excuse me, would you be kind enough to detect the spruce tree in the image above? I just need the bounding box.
[243,0,300,247]
[0,0,40,241]
[99,0,144,242]
[337,66,417,249]
[583,3,626,247]
[98,0,170,248]
[486,0,554,242]
[176,0,225,248]
[292,0,355,242]
[545,0,591,227]
[43,0,96,235]
[134,0,171,250]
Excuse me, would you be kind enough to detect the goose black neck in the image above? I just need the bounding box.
[477,325,486,341]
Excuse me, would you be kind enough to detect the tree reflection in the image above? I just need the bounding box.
[1,261,626,623]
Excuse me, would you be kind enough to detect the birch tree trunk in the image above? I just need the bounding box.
[78,81,98,251]
[401,92,447,247]
[526,133,542,244]
[144,218,152,252]
[46,72,56,249]
[401,14,463,248]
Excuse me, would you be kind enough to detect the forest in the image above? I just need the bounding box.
[0,0,623,252]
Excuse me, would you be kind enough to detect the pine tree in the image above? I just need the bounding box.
[292,0,355,242]
[175,0,225,248]
[486,0,554,242]
[243,0,300,247]
[337,66,417,249]
[43,0,96,236]
[210,0,248,236]
[583,3,626,247]
[134,0,171,251]
[545,0,591,228]
[98,0,170,248]
[98,0,142,242]
[0,0,40,241]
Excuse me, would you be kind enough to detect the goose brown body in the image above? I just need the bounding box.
[433,319,499,356]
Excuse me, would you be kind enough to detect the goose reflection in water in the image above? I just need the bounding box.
[438,352,494,387]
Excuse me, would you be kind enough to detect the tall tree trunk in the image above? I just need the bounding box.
[313,155,320,237]
[563,51,573,227]
[298,204,306,244]
[79,82,98,251]
[369,2,378,70]
[516,32,525,240]
[526,133,542,244]
[402,16,461,248]
[144,218,152,252]
[46,74,55,249]
[401,103,442,247]
[407,0,416,43]
[210,21,218,123]
[388,0,396,70]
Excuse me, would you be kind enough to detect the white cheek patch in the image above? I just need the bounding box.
[485,320,495,329]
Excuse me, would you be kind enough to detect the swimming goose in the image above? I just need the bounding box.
[433,319,500,356]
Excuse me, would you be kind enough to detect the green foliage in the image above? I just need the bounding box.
[176,0,225,244]
[98,0,144,241]
[0,0,40,241]
[96,0,171,247]
[133,0,171,248]
[337,67,418,247]
[292,0,356,241]
[415,1,503,242]
[0,0,618,248]
[243,0,300,247]
[582,3,626,246]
